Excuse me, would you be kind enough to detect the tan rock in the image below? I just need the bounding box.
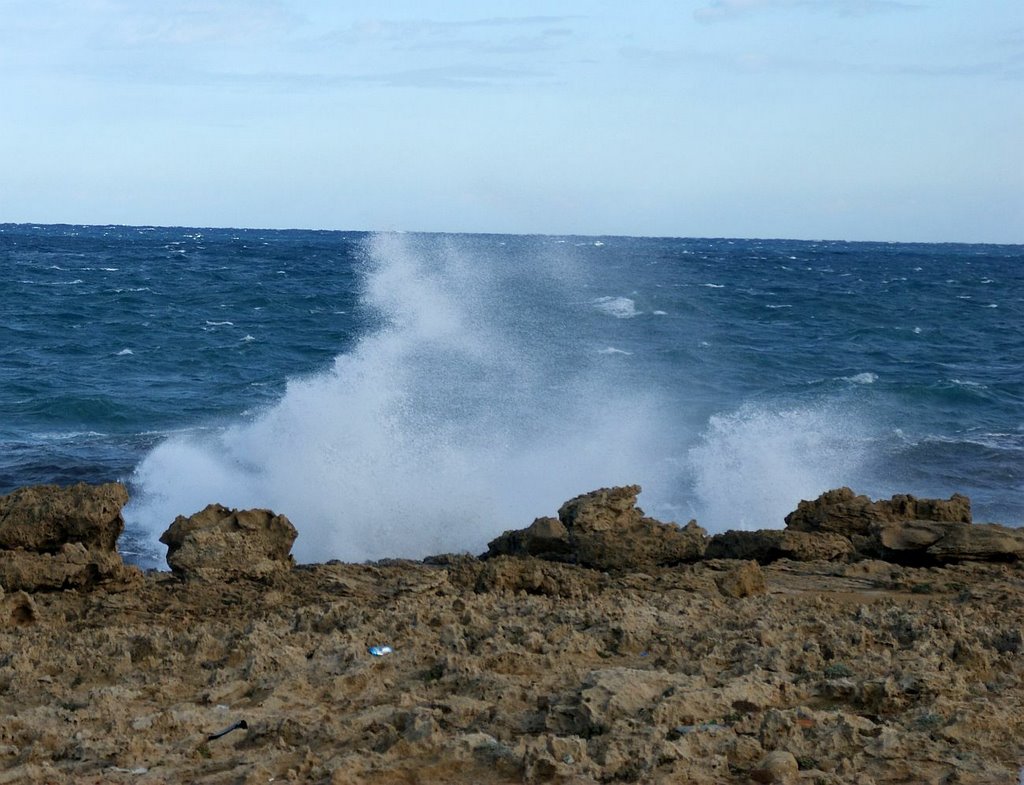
[483,516,572,561]
[0,482,128,552]
[749,750,799,783]
[558,485,707,570]
[785,487,971,537]
[706,529,853,563]
[715,560,767,598]
[0,543,139,592]
[159,504,297,580]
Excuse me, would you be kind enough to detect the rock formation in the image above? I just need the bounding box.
[0,481,1023,783]
[484,485,707,570]
[0,482,138,591]
[159,503,297,581]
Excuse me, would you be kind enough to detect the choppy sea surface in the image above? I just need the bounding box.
[2,224,1021,567]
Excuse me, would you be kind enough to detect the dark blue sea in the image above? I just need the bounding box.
[2,224,1021,567]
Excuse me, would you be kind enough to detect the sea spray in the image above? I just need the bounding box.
[686,402,870,531]
[126,232,684,562]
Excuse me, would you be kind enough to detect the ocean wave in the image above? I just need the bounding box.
[593,296,640,318]
[844,372,878,384]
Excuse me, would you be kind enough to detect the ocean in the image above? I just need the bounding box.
[2,224,1021,568]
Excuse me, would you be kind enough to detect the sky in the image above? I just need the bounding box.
[1,0,1021,242]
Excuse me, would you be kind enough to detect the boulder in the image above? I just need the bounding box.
[785,488,1022,565]
[557,485,707,570]
[160,504,297,581]
[750,750,799,784]
[483,517,573,561]
[484,485,706,570]
[705,529,853,564]
[0,482,128,552]
[0,482,137,592]
[714,560,767,598]
[784,487,971,538]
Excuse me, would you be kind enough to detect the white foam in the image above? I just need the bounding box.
[844,372,877,384]
[205,321,234,326]
[702,283,725,289]
[241,334,256,343]
[599,347,633,356]
[116,348,134,356]
[593,296,640,319]
[687,403,868,532]
[128,233,679,564]
[652,310,668,316]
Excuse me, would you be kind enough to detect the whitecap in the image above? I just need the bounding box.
[844,372,877,385]
[702,283,725,289]
[116,348,134,356]
[593,241,605,247]
[766,304,792,309]
[598,347,633,356]
[913,327,922,334]
[241,334,256,343]
[205,321,234,326]
[593,296,640,318]
[652,310,667,316]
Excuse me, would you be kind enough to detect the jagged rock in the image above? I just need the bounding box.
[782,488,1023,565]
[785,487,971,537]
[705,529,853,564]
[0,482,129,552]
[870,520,1024,563]
[483,517,572,561]
[750,750,799,783]
[558,485,707,570]
[0,483,137,592]
[0,589,37,628]
[714,560,767,598]
[483,485,706,570]
[0,542,139,593]
[160,504,297,581]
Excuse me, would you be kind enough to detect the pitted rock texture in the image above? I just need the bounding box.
[0,482,137,592]
[160,504,298,581]
[784,486,971,537]
[485,485,707,570]
[0,482,128,552]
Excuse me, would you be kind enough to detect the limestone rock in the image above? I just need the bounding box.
[483,485,706,571]
[706,529,853,564]
[0,482,136,592]
[0,543,138,592]
[0,590,37,628]
[0,482,128,552]
[483,517,572,561]
[160,504,297,580]
[557,485,707,570]
[870,520,1024,563]
[750,750,799,783]
[785,487,971,537]
[714,560,767,598]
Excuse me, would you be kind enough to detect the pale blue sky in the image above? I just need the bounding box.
[2,1,1021,242]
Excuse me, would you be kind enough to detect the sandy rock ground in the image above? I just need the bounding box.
[3,554,1024,784]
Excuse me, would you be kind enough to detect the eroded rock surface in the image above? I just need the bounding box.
[784,486,971,537]
[485,485,707,570]
[0,482,137,591]
[0,482,128,552]
[160,504,297,581]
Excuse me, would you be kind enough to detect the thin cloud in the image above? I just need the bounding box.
[621,44,1023,81]
[694,0,919,23]
[319,16,578,55]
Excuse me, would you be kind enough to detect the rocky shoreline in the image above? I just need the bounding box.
[1,483,1023,784]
